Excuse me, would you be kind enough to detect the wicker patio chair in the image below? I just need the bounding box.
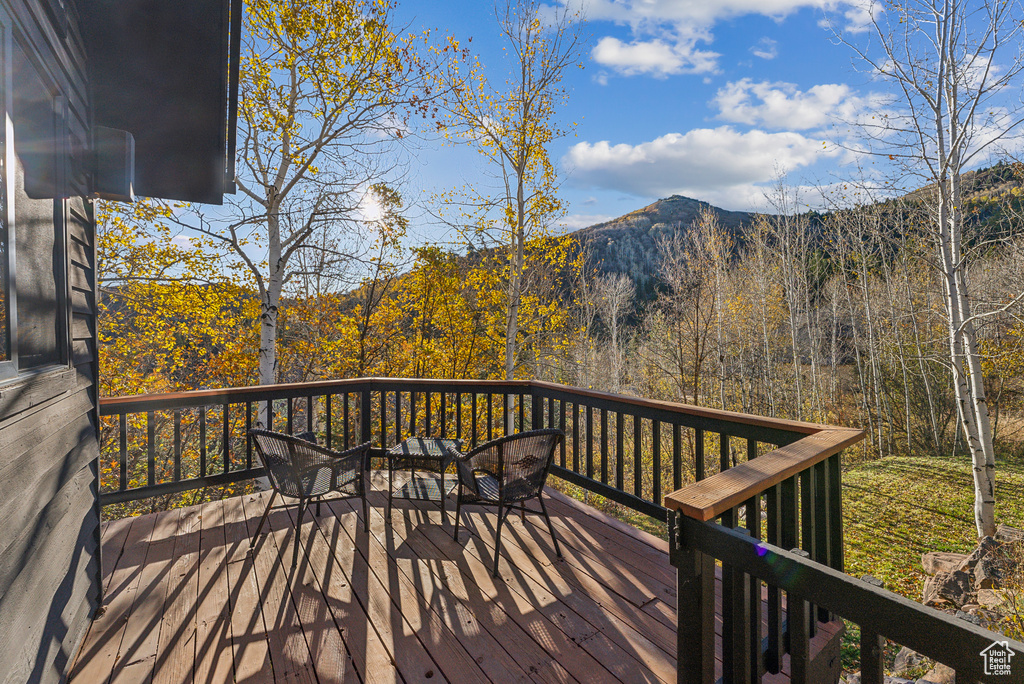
[249,428,371,563]
[446,428,565,577]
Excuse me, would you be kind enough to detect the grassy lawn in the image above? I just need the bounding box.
[842,453,1024,599]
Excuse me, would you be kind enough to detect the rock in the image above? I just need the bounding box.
[996,523,1024,543]
[956,536,1000,573]
[922,570,973,607]
[922,663,955,684]
[846,673,861,684]
[922,552,968,575]
[974,554,1005,589]
[956,609,983,625]
[977,588,1006,608]
[894,646,927,675]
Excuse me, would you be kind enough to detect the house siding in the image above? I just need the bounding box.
[0,0,100,682]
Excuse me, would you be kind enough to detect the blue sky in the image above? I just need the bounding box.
[393,0,886,241]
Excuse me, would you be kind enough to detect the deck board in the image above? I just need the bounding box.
[72,474,838,683]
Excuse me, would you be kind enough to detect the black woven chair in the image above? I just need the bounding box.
[248,429,371,563]
[446,428,565,577]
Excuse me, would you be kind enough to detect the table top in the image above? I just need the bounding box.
[386,437,462,457]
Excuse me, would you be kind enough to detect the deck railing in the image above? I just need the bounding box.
[98,377,822,515]
[665,428,1024,683]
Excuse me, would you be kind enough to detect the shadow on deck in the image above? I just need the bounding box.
[70,476,682,683]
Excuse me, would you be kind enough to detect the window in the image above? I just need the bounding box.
[0,35,68,381]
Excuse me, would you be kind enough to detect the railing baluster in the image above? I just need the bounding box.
[410,390,417,435]
[720,432,730,474]
[729,552,752,684]
[860,576,885,684]
[745,440,759,538]
[571,403,580,472]
[307,395,314,434]
[672,423,681,492]
[814,458,831,623]
[559,400,566,467]
[287,397,293,434]
[147,410,155,486]
[472,392,478,447]
[487,393,493,441]
[380,390,386,449]
[343,393,350,449]
[532,393,541,430]
[199,407,207,479]
[503,393,509,437]
[394,391,402,443]
[223,404,230,473]
[426,391,432,437]
[518,392,525,432]
[788,587,811,684]
[633,414,642,498]
[173,410,181,482]
[119,412,127,492]
[440,391,447,436]
[860,627,885,684]
[360,389,372,446]
[585,405,593,480]
[652,419,662,505]
[616,413,625,491]
[325,393,332,448]
[600,408,608,485]
[456,392,462,441]
[245,402,252,470]
[695,428,704,481]
[828,452,844,572]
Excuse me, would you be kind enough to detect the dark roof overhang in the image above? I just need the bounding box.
[81,0,241,205]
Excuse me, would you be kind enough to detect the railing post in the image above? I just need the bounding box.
[670,512,715,684]
[860,575,885,684]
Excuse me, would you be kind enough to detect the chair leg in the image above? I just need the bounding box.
[250,491,277,549]
[316,499,321,517]
[493,503,507,578]
[538,495,562,558]
[453,485,463,542]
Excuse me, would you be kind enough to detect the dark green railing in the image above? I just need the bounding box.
[665,427,1024,683]
[98,377,819,514]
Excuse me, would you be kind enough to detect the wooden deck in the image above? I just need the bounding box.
[70,476,681,684]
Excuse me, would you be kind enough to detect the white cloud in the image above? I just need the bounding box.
[592,36,719,77]
[713,79,870,130]
[563,127,839,209]
[568,0,868,78]
[750,37,778,60]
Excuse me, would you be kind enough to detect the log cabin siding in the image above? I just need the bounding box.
[0,0,100,682]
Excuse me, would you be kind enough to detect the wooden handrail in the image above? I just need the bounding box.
[529,380,830,435]
[102,378,839,436]
[99,377,536,413]
[663,427,865,521]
